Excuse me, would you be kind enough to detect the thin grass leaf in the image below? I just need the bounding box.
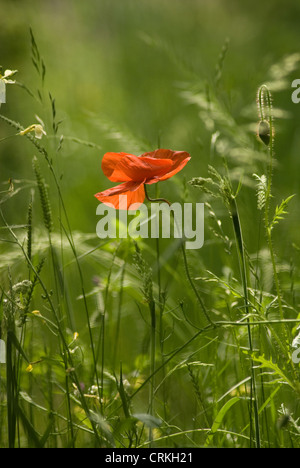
[7,330,29,364]
[6,330,18,448]
[205,397,240,447]
[217,377,252,404]
[39,421,54,448]
[17,404,42,448]
[26,196,33,262]
[117,364,131,419]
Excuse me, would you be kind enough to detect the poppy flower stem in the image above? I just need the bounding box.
[144,185,214,327]
[144,184,171,206]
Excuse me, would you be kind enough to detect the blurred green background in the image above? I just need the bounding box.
[1,0,300,232]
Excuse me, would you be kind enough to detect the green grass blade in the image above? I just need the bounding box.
[205,397,240,447]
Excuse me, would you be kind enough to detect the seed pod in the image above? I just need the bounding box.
[258,120,270,146]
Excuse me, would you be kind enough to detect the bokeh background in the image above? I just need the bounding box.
[1,0,300,234]
[0,0,300,448]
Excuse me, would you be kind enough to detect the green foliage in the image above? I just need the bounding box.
[269,195,296,231]
[133,242,155,311]
[0,0,300,449]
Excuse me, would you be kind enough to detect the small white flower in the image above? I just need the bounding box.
[34,124,47,139]
[0,69,17,104]
[19,124,47,140]
[88,385,99,395]
[0,69,18,84]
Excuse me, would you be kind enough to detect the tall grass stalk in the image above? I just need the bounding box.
[112,261,126,373]
[229,195,260,448]
[0,207,103,446]
[144,185,214,327]
[144,184,215,445]
[258,86,284,320]
[0,113,100,389]
[257,85,292,360]
[98,248,118,414]
[0,112,104,437]
[133,242,156,445]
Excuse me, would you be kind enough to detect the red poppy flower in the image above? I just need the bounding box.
[95,149,191,210]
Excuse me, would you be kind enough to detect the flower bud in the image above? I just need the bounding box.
[258,120,270,146]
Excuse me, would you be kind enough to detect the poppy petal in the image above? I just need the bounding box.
[154,153,191,182]
[95,180,146,210]
[102,152,135,182]
[140,149,191,183]
[140,149,189,161]
[101,152,173,183]
[117,155,173,182]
